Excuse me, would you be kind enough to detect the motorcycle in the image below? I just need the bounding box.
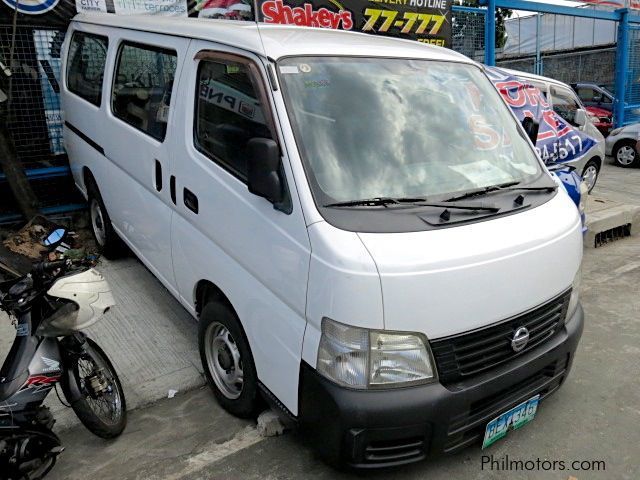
[0,255,126,479]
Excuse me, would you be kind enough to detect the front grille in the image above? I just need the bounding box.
[363,437,426,464]
[431,290,571,385]
[444,356,569,453]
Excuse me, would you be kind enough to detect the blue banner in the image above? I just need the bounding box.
[485,66,597,165]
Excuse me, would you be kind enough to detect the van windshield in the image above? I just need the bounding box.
[277,57,543,205]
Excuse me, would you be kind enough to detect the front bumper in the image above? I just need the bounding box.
[604,133,638,156]
[299,304,584,468]
[605,138,616,156]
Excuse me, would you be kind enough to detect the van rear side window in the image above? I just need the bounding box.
[195,60,272,181]
[66,32,108,107]
[112,43,177,141]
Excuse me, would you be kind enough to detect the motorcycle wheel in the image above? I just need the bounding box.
[1,430,60,480]
[64,338,127,439]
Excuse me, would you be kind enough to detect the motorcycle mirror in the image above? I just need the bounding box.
[43,228,67,247]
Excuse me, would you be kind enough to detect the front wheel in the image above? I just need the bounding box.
[614,140,639,168]
[581,160,600,193]
[63,338,127,439]
[198,301,261,418]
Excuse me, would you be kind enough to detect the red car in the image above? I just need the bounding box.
[585,105,613,136]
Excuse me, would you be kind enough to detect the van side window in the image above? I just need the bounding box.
[66,32,108,107]
[112,43,177,141]
[577,87,599,103]
[529,81,548,99]
[195,60,272,181]
[550,87,580,126]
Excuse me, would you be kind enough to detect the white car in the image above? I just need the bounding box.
[61,14,584,468]
[606,123,640,167]
[503,69,606,193]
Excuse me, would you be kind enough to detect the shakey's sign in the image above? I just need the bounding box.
[256,0,452,47]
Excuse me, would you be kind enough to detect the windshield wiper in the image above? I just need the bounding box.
[324,196,500,212]
[324,197,422,208]
[445,183,557,202]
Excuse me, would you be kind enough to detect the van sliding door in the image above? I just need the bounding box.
[103,33,190,294]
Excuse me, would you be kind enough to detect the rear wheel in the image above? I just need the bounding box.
[86,178,123,259]
[614,140,639,168]
[64,338,127,439]
[198,301,260,418]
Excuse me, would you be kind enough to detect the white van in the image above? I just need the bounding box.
[61,14,584,468]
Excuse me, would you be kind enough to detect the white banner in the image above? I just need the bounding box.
[76,0,188,15]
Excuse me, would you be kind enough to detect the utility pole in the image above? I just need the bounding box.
[0,121,39,220]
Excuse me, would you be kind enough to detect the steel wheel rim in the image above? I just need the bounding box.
[204,322,244,400]
[617,146,636,165]
[90,199,106,247]
[582,165,598,191]
[78,349,124,425]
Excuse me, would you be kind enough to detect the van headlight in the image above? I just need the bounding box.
[567,266,582,321]
[317,318,435,388]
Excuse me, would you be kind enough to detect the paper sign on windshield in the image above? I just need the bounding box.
[485,66,598,165]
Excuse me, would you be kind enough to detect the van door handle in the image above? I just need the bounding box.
[154,160,162,192]
[170,176,176,204]
[183,188,199,214]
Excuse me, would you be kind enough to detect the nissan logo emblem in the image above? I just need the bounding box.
[511,326,530,352]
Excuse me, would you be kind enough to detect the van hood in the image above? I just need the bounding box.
[357,193,582,339]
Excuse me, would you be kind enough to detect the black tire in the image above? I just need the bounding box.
[198,301,260,418]
[613,140,639,168]
[86,177,124,259]
[65,338,127,439]
[581,159,600,193]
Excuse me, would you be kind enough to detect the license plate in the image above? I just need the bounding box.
[482,395,540,449]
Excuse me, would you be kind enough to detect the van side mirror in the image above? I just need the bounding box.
[247,138,284,204]
[574,108,587,127]
[521,117,539,144]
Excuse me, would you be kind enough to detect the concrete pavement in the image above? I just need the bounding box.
[591,158,640,206]
[583,159,640,246]
[0,256,205,430]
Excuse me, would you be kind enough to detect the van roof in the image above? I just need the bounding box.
[500,67,572,90]
[72,13,470,63]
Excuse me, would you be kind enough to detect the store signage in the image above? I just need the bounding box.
[75,0,188,15]
[1,0,61,15]
[256,0,452,47]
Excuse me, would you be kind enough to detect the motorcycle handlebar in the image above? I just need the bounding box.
[31,259,69,275]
